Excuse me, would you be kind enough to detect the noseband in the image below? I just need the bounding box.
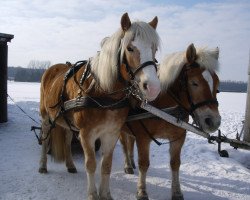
[123,60,157,80]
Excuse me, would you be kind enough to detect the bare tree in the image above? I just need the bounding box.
[14,60,51,82]
[27,60,51,69]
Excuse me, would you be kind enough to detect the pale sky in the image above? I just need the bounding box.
[0,0,249,81]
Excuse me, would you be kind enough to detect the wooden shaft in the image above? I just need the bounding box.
[140,102,210,139]
[243,52,250,142]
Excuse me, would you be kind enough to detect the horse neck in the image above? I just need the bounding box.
[72,64,128,100]
[154,78,190,109]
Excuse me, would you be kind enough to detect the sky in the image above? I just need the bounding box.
[0,0,249,81]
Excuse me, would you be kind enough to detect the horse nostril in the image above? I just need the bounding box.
[143,82,148,90]
[205,118,213,127]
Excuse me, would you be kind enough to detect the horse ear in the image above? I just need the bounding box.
[186,43,197,64]
[121,13,131,32]
[149,16,158,29]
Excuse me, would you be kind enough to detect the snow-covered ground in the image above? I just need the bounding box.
[0,81,250,200]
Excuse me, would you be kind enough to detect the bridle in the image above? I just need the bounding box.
[123,59,157,80]
[169,62,219,119]
[117,45,158,101]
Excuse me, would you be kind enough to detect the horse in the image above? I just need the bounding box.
[120,43,221,200]
[38,13,162,200]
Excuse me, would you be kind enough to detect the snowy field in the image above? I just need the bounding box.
[0,81,250,200]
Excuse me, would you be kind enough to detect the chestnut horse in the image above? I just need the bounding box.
[39,13,161,200]
[120,44,221,200]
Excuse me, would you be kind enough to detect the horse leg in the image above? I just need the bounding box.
[38,116,51,173]
[79,130,98,200]
[136,137,150,200]
[65,130,77,173]
[169,133,186,200]
[120,132,135,174]
[127,134,136,169]
[99,132,119,200]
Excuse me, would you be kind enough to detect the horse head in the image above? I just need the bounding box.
[182,44,221,133]
[120,13,161,101]
[159,44,221,133]
[92,13,161,102]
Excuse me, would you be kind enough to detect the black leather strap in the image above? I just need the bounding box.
[133,61,157,75]
[64,96,129,111]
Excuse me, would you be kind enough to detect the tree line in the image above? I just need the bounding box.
[219,80,247,93]
[8,62,248,92]
[8,60,51,82]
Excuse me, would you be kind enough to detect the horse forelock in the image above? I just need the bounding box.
[159,47,219,91]
[121,21,161,61]
[196,47,219,72]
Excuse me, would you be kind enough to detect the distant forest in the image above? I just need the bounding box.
[8,60,51,82]
[8,65,248,93]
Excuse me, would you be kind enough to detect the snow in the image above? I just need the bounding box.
[0,81,250,200]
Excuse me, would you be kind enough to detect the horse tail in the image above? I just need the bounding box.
[50,125,66,162]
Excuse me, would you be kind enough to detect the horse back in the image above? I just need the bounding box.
[40,64,70,118]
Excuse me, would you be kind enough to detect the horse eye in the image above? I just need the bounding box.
[191,82,198,87]
[127,47,134,52]
[216,89,220,93]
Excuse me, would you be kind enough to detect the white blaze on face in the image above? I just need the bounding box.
[132,38,161,99]
[132,38,157,81]
[202,70,213,93]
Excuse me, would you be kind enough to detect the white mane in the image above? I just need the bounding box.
[158,47,219,91]
[91,21,160,92]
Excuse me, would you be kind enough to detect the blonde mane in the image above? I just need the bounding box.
[159,47,219,91]
[91,21,160,92]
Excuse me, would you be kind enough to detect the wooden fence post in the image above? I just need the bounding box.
[0,33,14,123]
[243,52,250,142]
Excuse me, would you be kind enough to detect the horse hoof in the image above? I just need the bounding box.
[124,167,134,174]
[38,167,48,173]
[136,196,149,200]
[136,191,149,200]
[68,168,77,173]
[99,197,114,200]
[172,194,184,200]
[88,193,99,200]
[99,191,113,200]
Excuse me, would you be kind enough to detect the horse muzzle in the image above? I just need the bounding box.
[196,112,221,133]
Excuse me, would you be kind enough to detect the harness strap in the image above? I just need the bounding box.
[62,114,80,140]
[64,60,87,82]
[49,61,87,109]
[125,60,157,80]
[139,120,163,146]
[125,121,162,146]
[64,96,130,111]
[189,99,219,113]
[167,90,190,114]
[80,59,91,85]
[133,61,157,76]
